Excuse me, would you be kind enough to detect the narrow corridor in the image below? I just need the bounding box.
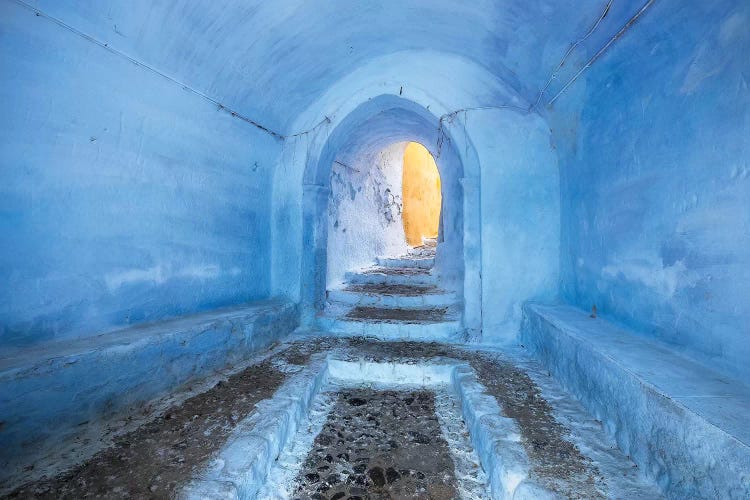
[2,1,748,498]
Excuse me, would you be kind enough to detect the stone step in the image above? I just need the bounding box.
[345,267,435,286]
[315,313,464,342]
[376,256,434,269]
[315,302,463,341]
[343,305,452,323]
[327,286,457,308]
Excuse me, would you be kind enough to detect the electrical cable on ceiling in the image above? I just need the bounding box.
[547,0,658,106]
[15,0,657,140]
[532,0,615,110]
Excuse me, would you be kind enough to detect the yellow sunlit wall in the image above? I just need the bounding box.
[401,142,441,246]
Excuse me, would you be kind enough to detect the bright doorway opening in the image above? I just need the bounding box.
[401,142,442,247]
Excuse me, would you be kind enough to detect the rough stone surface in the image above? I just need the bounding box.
[361,267,431,277]
[343,339,606,498]
[345,306,448,323]
[320,249,459,339]
[342,284,440,297]
[291,389,459,499]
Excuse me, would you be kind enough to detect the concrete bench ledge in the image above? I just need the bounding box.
[521,302,750,499]
[0,299,298,487]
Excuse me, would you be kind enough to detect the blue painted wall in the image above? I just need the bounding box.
[468,109,560,342]
[552,0,750,379]
[0,3,280,347]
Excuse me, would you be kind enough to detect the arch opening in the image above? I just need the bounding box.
[326,140,445,287]
[295,94,483,340]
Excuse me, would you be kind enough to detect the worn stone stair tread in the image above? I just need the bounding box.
[345,267,436,286]
[342,283,441,295]
[376,256,435,269]
[320,252,463,341]
[361,266,431,275]
[344,306,450,323]
[314,313,464,342]
[327,286,458,309]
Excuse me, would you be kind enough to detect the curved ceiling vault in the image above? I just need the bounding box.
[28,0,648,134]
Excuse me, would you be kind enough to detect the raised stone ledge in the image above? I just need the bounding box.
[0,299,298,486]
[521,302,750,499]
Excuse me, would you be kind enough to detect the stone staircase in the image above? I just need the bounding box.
[316,244,464,341]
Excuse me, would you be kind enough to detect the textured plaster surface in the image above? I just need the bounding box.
[7,0,740,362]
[326,142,408,286]
[402,142,442,246]
[0,3,281,348]
[17,0,634,132]
[2,1,748,498]
[467,109,561,342]
[551,0,750,381]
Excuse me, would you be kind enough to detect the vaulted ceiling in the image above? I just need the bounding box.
[30,0,647,133]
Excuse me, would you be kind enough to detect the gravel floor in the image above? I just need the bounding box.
[342,340,607,498]
[290,388,459,500]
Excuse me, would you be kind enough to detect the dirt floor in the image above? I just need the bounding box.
[343,284,439,296]
[4,349,310,499]
[4,338,608,499]
[345,307,448,323]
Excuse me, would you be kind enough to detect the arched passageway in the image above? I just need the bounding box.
[272,76,560,344]
[325,141,411,287]
[3,2,748,498]
[298,95,480,340]
[270,51,561,345]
